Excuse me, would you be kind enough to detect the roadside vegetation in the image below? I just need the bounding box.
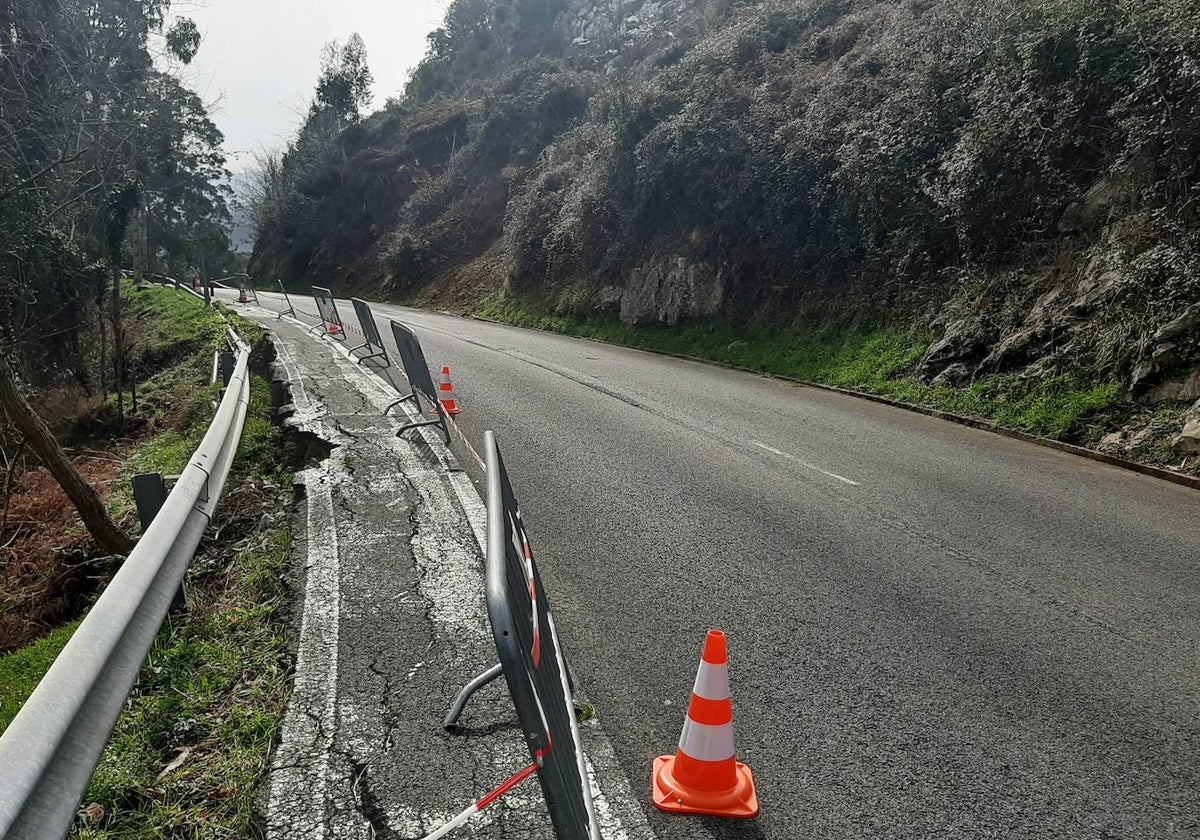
[0,285,295,838]
[476,292,1140,450]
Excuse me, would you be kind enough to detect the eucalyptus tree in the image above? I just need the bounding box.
[0,0,234,555]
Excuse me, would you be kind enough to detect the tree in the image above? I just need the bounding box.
[314,34,374,123]
[0,355,134,555]
[0,0,234,555]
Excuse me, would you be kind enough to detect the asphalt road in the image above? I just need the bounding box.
[258,290,1199,839]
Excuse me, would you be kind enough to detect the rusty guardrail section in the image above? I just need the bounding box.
[0,313,252,840]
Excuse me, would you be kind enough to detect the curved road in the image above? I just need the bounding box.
[264,290,1199,839]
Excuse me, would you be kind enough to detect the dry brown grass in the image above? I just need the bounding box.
[0,456,130,652]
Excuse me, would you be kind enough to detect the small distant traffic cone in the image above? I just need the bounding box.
[439,366,462,415]
[238,289,249,303]
[328,323,341,336]
[652,630,758,818]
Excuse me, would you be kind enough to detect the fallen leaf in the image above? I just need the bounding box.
[79,803,105,824]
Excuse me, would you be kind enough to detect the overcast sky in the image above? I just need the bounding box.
[169,0,449,172]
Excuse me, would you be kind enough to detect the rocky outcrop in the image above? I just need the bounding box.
[1129,305,1200,398]
[1172,407,1200,455]
[564,0,716,68]
[619,254,725,325]
[1058,175,1133,234]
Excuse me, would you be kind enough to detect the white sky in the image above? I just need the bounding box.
[168,0,449,172]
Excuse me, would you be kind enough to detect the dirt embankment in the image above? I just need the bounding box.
[0,285,232,652]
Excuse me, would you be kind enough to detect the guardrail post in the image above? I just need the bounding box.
[219,352,236,388]
[131,472,169,531]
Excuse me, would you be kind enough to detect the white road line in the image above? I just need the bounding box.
[751,440,860,486]
[266,461,342,840]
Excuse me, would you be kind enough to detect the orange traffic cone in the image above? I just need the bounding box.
[439,366,462,415]
[328,323,341,336]
[652,630,759,818]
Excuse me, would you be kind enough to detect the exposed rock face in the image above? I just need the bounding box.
[918,318,990,382]
[1129,304,1200,398]
[1172,413,1200,455]
[1058,176,1132,233]
[564,0,711,67]
[619,255,725,325]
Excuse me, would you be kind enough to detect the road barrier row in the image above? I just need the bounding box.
[0,303,253,839]
[276,295,600,837]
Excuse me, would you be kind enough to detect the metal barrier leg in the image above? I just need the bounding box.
[131,473,169,532]
[397,417,451,446]
[384,392,417,416]
[444,663,504,729]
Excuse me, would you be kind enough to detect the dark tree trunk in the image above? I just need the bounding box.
[111,264,124,421]
[0,355,135,555]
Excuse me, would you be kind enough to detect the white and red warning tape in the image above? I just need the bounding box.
[442,407,486,471]
[418,754,544,840]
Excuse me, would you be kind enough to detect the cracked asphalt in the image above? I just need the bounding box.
[230,290,1200,840]
[253,312,650,840]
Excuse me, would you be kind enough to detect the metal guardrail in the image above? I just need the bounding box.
[0,319,253,839]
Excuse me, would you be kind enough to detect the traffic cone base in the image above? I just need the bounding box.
[652,755,758,818]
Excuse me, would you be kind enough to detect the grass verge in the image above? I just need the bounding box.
[475,293,1126,442]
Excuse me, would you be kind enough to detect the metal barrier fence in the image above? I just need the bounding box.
[387,319,450,445]
[350,298,389,365]
[311,286,345,339]
[442,432,601,840]
[276,280,296,319]
[0,326,252,839]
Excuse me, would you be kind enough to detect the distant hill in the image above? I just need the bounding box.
[249,0,1200,462]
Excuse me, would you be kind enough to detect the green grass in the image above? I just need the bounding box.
[0,622,81,730]
[475,293,1125,441]
[73,520,291,839]
[126,284,228,357]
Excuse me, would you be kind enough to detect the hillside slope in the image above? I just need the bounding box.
[250,0,1200,466]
